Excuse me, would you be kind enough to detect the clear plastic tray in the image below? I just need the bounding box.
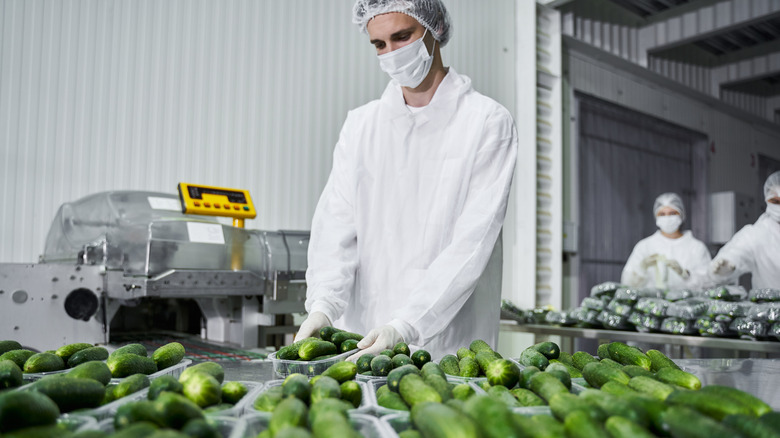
[94,415,243,438]
[239,411,385,438]
[22,358,192,382]
[61,414,99,432]
[513,406,553,416]
[267,350,354,377]
[241,379,372,416]
[356,373,388,384]
[207,381,265,417]
[379,412,412,437]
[79,387,152,420]
[109,358,192,384]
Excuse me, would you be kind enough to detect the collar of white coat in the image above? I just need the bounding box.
[654,229,693,241]
[380,67,471,126]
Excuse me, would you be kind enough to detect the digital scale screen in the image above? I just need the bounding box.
[187,186,247,204]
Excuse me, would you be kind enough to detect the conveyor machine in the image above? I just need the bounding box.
[0,189,309,351]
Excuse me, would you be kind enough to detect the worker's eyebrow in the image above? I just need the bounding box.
[369,25,418,45]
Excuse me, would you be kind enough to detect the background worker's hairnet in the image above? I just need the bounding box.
[764,171,780,201]
[353,0,452,47]
[653,193,686,222]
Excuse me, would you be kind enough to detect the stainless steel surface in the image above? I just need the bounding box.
[677,358,780,410]
[501,321,780,354]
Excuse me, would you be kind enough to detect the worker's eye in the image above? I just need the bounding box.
[373,42,385,50]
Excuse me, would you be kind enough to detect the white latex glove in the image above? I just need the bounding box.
[346,325,403,362]
[640,254,660,270]
[666,259,689,279]
[293,311,331,342]
[711,258,736,277]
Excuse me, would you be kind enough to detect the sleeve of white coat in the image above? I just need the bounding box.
[621,240,648,287]
[712,224,757,281]
[385,108,518,346]
[303,115,359,324]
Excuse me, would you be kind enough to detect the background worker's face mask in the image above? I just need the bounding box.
[767,203,780,223]
[656,215,682,234]
[378,28,434,88]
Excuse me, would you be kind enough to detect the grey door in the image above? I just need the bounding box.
[577,95,709,304]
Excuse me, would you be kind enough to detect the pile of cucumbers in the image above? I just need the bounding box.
[276,327,364,362]
[355,342,432,378]
[252,361,365,437]
[374,360,478,412]
[437,339,518,383]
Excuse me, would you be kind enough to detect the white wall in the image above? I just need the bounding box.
[0,0,519,265]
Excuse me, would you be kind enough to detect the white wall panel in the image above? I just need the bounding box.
[0,0,518,264]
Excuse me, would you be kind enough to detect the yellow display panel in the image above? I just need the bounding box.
[178,183,257,228]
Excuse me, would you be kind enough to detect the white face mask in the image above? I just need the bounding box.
[377,29,434,89]
[767,203,780,223]
[656,215,682,234]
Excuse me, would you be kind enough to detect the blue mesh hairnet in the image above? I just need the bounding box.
[764,171,780,201]
[653,193,686,222]
[353,0,452,47]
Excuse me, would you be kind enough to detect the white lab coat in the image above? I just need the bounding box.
[712,213,780,289]
[304,68,518,359]
[621,230,712,290]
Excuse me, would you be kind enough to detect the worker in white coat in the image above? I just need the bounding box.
[294,0,518,360]
[621,193,711,290]
[710,171,780,289]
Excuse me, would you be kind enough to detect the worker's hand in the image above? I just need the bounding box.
[294,311,331,342]
[711,258,736,277]
[640,254,661,270]
[666,259,689,279]
[346,325,403,362]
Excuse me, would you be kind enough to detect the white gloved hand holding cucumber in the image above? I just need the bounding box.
[346,325,403,362]
[294,311,331,343]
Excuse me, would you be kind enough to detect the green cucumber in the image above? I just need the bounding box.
[0,341,22,356]
[54,343,93,362]
[297,339,337,361]
[110,344,148,358]
[377,391,409,411]
[420,362,447,381]
[340,339,359,353]
[148,375,183,400]
[581,362,630,388]
[0,391,60,433]
[0,360,23,389]
[370,355,393,377]
[221,381,248,404]
[387,364,420,393]
[469,340,493,354]
[518,366,541,389]
[531,341,560,360]
[627,376,675,401]
[457,347,476,360]
[393,342,411,356]
[509,387,546,406]
[318,326,342,342]
[604,416,656,438]
[646,349,680,372]
[572,351,598,370]
[666,389,755,421]
[548,392,606,422]
[411,350,431,368]
[621,365,654,378]
[392,354,412,369]
[411,401,480,438]
[654,367,701,390]
[356,354,374,374]
[564,409,606,438]
[26,376,105,412]
[321,361,357,383]
[458,357,479,377]
[23,353,65,373]
[399,374,442,407]
[528,371,568,402]
[607,342,651,370]
[597,343,611,360]
[462,394,518,437]
[66,360,112,386]
[68,346,110,368]
[518,348,549,370]
[487,385,521,408]
[452,383,475,401]
[282,373,311,403]
[439,354,460,376]
[0,350,35,369]
[330,332,363,348]
[485,358,520,388]
[661,406,743,438]
[269,397,308,436]
[339,380,362,408]
[107,354,157,378]
[578,388,649,427]
[179,361,224,384]
[151,342,185,370]
[310,376,341,404]
[724,413,780,438]
[699,385,772,417]
[423,374,453,402]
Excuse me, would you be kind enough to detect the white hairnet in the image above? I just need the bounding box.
[353,0,452,47]
[764,170,780,201]
[653,192,685,222]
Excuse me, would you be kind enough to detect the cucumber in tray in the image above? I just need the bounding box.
[297,339,338,361]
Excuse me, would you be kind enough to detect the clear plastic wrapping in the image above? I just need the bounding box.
[730,318,769,340]
[748,289,780,303]
[571,307,601,327]
[704,285,747,302]
[590,281,623,298]
[634,298,670,317]
[597,310,631,330]
[694,317,734,337]
[660,317,697,335]
[746,302,780,322]
[771,323,780,341]
[707,300,754,318]
[544,310,577,326]
[665,298,711,320]
[606,299,634,317]
[581,297,605,311]
[664,289,697,302]
[628,311,662,332]
[614,287,664,303]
